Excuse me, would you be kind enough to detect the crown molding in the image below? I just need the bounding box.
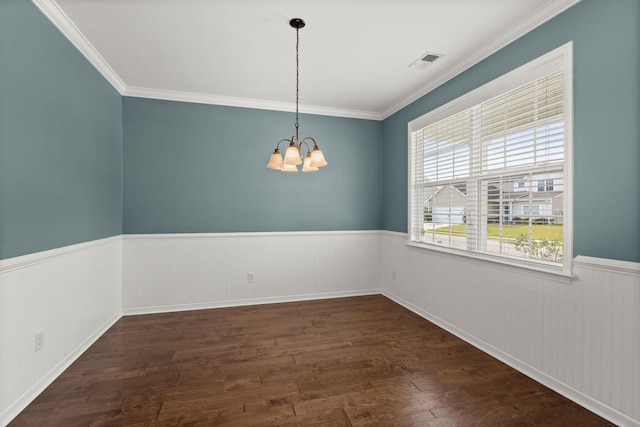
[123,86,383,121]
[29,0,378,119]
[32,0,578,122]
[31,0,126,93]
[380,0,581,119]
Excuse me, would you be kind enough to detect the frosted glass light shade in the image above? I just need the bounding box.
[310,146,327,167]
[281,163,298,172]
[283,144,302,165]
[302,153,319,172]
[266,149,283,169]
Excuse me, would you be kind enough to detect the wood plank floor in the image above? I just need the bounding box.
[10,295,614,426]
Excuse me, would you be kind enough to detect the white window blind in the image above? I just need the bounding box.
[409,44,572,274]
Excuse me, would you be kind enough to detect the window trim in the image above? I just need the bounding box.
[407,42,574,277]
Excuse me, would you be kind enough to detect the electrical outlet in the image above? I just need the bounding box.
[247,272,255,283]
[35,330,44,352]
[392,270,396,280]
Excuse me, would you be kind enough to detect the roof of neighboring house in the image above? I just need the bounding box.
[425,185,563,203]
[425,184,467,201]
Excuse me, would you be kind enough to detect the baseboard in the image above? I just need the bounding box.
[0,310,122,426]
[123,289,381,316]
[381,289,639,427]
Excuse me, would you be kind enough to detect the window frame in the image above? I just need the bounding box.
[407,43,573,278]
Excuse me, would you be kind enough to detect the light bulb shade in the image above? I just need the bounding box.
[266,149,283,170]
[283,144,302,165]
[281,163,298,172]
[302,153,319,172]
[310,146,327,167]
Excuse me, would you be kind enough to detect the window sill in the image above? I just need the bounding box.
[406,240,574,284]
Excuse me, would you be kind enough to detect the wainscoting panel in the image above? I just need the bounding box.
[3,231,637,426]
[0,236,123,426]
[122,231,381,314]
[381,232,640,427]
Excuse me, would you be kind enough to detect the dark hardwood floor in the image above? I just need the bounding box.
[10,295,613,426]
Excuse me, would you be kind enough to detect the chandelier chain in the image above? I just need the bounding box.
[295,25,300,139]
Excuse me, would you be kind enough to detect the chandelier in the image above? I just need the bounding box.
[266,18,327,172]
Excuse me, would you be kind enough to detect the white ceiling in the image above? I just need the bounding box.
[34,0,578,120]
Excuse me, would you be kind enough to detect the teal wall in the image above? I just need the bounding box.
[122,98,382,233]
[0,0,123,260]
[381,0,640,263]
[2,0,638,263]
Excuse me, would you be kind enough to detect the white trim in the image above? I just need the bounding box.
[562,42,575,276]
[123,230,381,240]
[406,241,574,283]
[574,255,640,277]
[0,235,122,273]
[381,289,640,427]
[0,311,122,426]
[31,0,126,93]
[123,87,382,121]
[123,289,380,316]
[385,232,639,283]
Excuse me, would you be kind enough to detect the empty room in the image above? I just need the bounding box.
[1,0,638,425]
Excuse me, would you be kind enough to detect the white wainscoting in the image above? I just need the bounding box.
[0,236,123,426]
[380,231,640,427]
[122,231,382,314]
[3,231,638,426]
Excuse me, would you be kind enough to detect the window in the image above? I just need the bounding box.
[409,43,573,275]
[537,179,554,191]
[523,205,541,216]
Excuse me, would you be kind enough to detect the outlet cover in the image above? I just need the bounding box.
[35,330,44,352]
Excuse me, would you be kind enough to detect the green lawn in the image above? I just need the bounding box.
[430,224,563,242]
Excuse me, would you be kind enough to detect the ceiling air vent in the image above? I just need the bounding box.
[422,54,440,62]
[409,51,444,70]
